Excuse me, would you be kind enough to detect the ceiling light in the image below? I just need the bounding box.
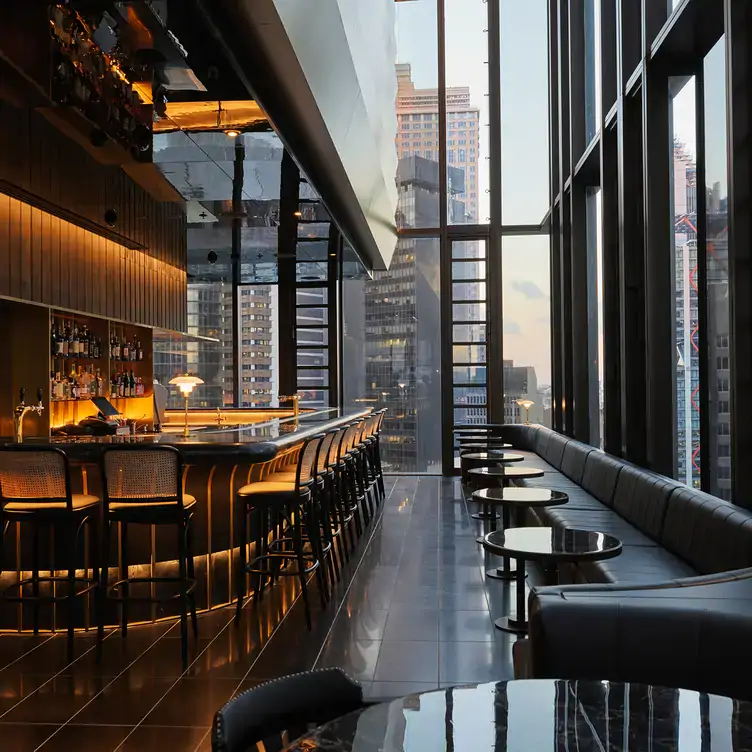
[225,129,241,138]
[293,211,303,217]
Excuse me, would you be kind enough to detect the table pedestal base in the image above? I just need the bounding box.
[486,565,525,581]
[494,616,528,634]
[471,511,499,521]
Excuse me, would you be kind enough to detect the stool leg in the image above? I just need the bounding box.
[120,522,128,638]
[292,502,312,630]
[32,522,40,636]
[234,502,247,622]
[186,516,198,639]
[177,517,189,670]
[67,520,79,664]
[93,515,105,661]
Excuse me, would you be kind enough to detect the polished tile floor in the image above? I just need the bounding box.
[0,476,525,751]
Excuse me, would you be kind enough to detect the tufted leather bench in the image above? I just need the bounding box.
[500,424,752,699]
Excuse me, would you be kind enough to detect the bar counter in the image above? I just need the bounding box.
[0,407,370,631]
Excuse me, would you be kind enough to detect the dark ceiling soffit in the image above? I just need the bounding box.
[191,0,389,272]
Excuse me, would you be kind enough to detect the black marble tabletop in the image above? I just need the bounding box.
[284,680,752,751]
[483,526,622,562]
[461,452,524,462]
[472,487,569,507]
[469,466,545,479]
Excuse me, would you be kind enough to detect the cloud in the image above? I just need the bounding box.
[511,280,546,300]
[504,320,521,334]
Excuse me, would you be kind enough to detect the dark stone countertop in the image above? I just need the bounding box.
[2,408,371,463]
[284,680,752,751]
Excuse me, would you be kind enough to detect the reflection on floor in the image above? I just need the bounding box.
[0,476,525,751]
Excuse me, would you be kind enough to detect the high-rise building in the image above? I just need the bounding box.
[346,65,482,472]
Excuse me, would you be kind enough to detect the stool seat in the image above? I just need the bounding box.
[109,494,197,512]
[3,492,100,513]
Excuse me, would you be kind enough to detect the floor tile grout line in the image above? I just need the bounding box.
[0,627,122,724]
[0,633,58,677]
[111,479,405,751]
[310,476,403,673]
[32,620,184,751]
[370,476,423,683]
[193,726,212,752]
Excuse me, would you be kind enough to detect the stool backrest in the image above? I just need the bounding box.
[375,408,387,432]
[315,431,336,475]
[212,668,365,752]
[295,435,325,488]
[0,447,71,509]
[101,445,183,505]
[340,423,359,457]
[328,426,348,467]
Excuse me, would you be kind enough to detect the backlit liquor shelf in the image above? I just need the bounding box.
[48,310,154,431]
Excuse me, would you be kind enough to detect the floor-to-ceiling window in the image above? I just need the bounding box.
[671,76,699,488]
[703,36,732,500]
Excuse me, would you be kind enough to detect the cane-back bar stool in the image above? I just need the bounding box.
[0,446,100,661]
[235,434,328,630]
[100,445,198,667]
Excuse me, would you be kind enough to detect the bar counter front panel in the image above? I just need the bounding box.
[0,407,370,631]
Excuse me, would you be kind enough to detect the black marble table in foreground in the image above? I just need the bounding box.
[284,680,752,751]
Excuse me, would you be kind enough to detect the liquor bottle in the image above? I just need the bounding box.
[110,372,118,400]
[62,323,69,356]
[53,326,63,356]
[136,340,143,361]
[129,370,136,397]
[122,339,129,361]
[130,339,136,361]
[81,326,89,357]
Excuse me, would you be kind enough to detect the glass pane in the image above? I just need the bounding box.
[671,75,699,489]
[296,240,329,261]
[342,237,442,472]
[296,307,328,326]
[452,260,487,280]
[452,282,487,301]
[453,303,486,322]
[453,386,488,406]
[453,344,487,363]
[297,288,328,305]
[500,0,550,224]
[453,324,487,342]
[502,235,551,426]
[584,0,602,144]
[298,369,329,388]
[704,37,732,501]
[454,407,488,425]
[452,239,486,259]
[299,389,329,408]
[296,264,327,282]
[453,366,486,385]
[396,1,440,229]
[239,285,279,407]
[297,328,328,346]
[297,222,329,239]
[297,349,328,367]
[445,0,488,225]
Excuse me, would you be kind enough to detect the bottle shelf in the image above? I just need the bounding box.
[52,354,106,362]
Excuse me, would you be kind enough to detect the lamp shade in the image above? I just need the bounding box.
[169,375,204,394]
[515,399,534,409]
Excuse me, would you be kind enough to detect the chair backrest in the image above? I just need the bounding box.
[212,668,365,752]
[0,447,71,509]
[101,445,183,506]
[295,434,326,487]
[339,423,359,460]
[375,408,387,431]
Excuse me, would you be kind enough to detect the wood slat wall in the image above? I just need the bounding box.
[0,102,186,330]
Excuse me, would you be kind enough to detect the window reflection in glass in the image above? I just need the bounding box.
[586,188,604,447]
[342,238,442,473]
[502,236,552,427]
[584,0,602,144]
[704,36,732,501]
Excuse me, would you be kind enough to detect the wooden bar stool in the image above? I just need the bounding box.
[100,445,198,668]
[0,446,101,662]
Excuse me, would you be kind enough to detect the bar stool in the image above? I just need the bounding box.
[100,445,198,668]
[235,434,328,630]
[0,446,100,662]
[327,425,357,560]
